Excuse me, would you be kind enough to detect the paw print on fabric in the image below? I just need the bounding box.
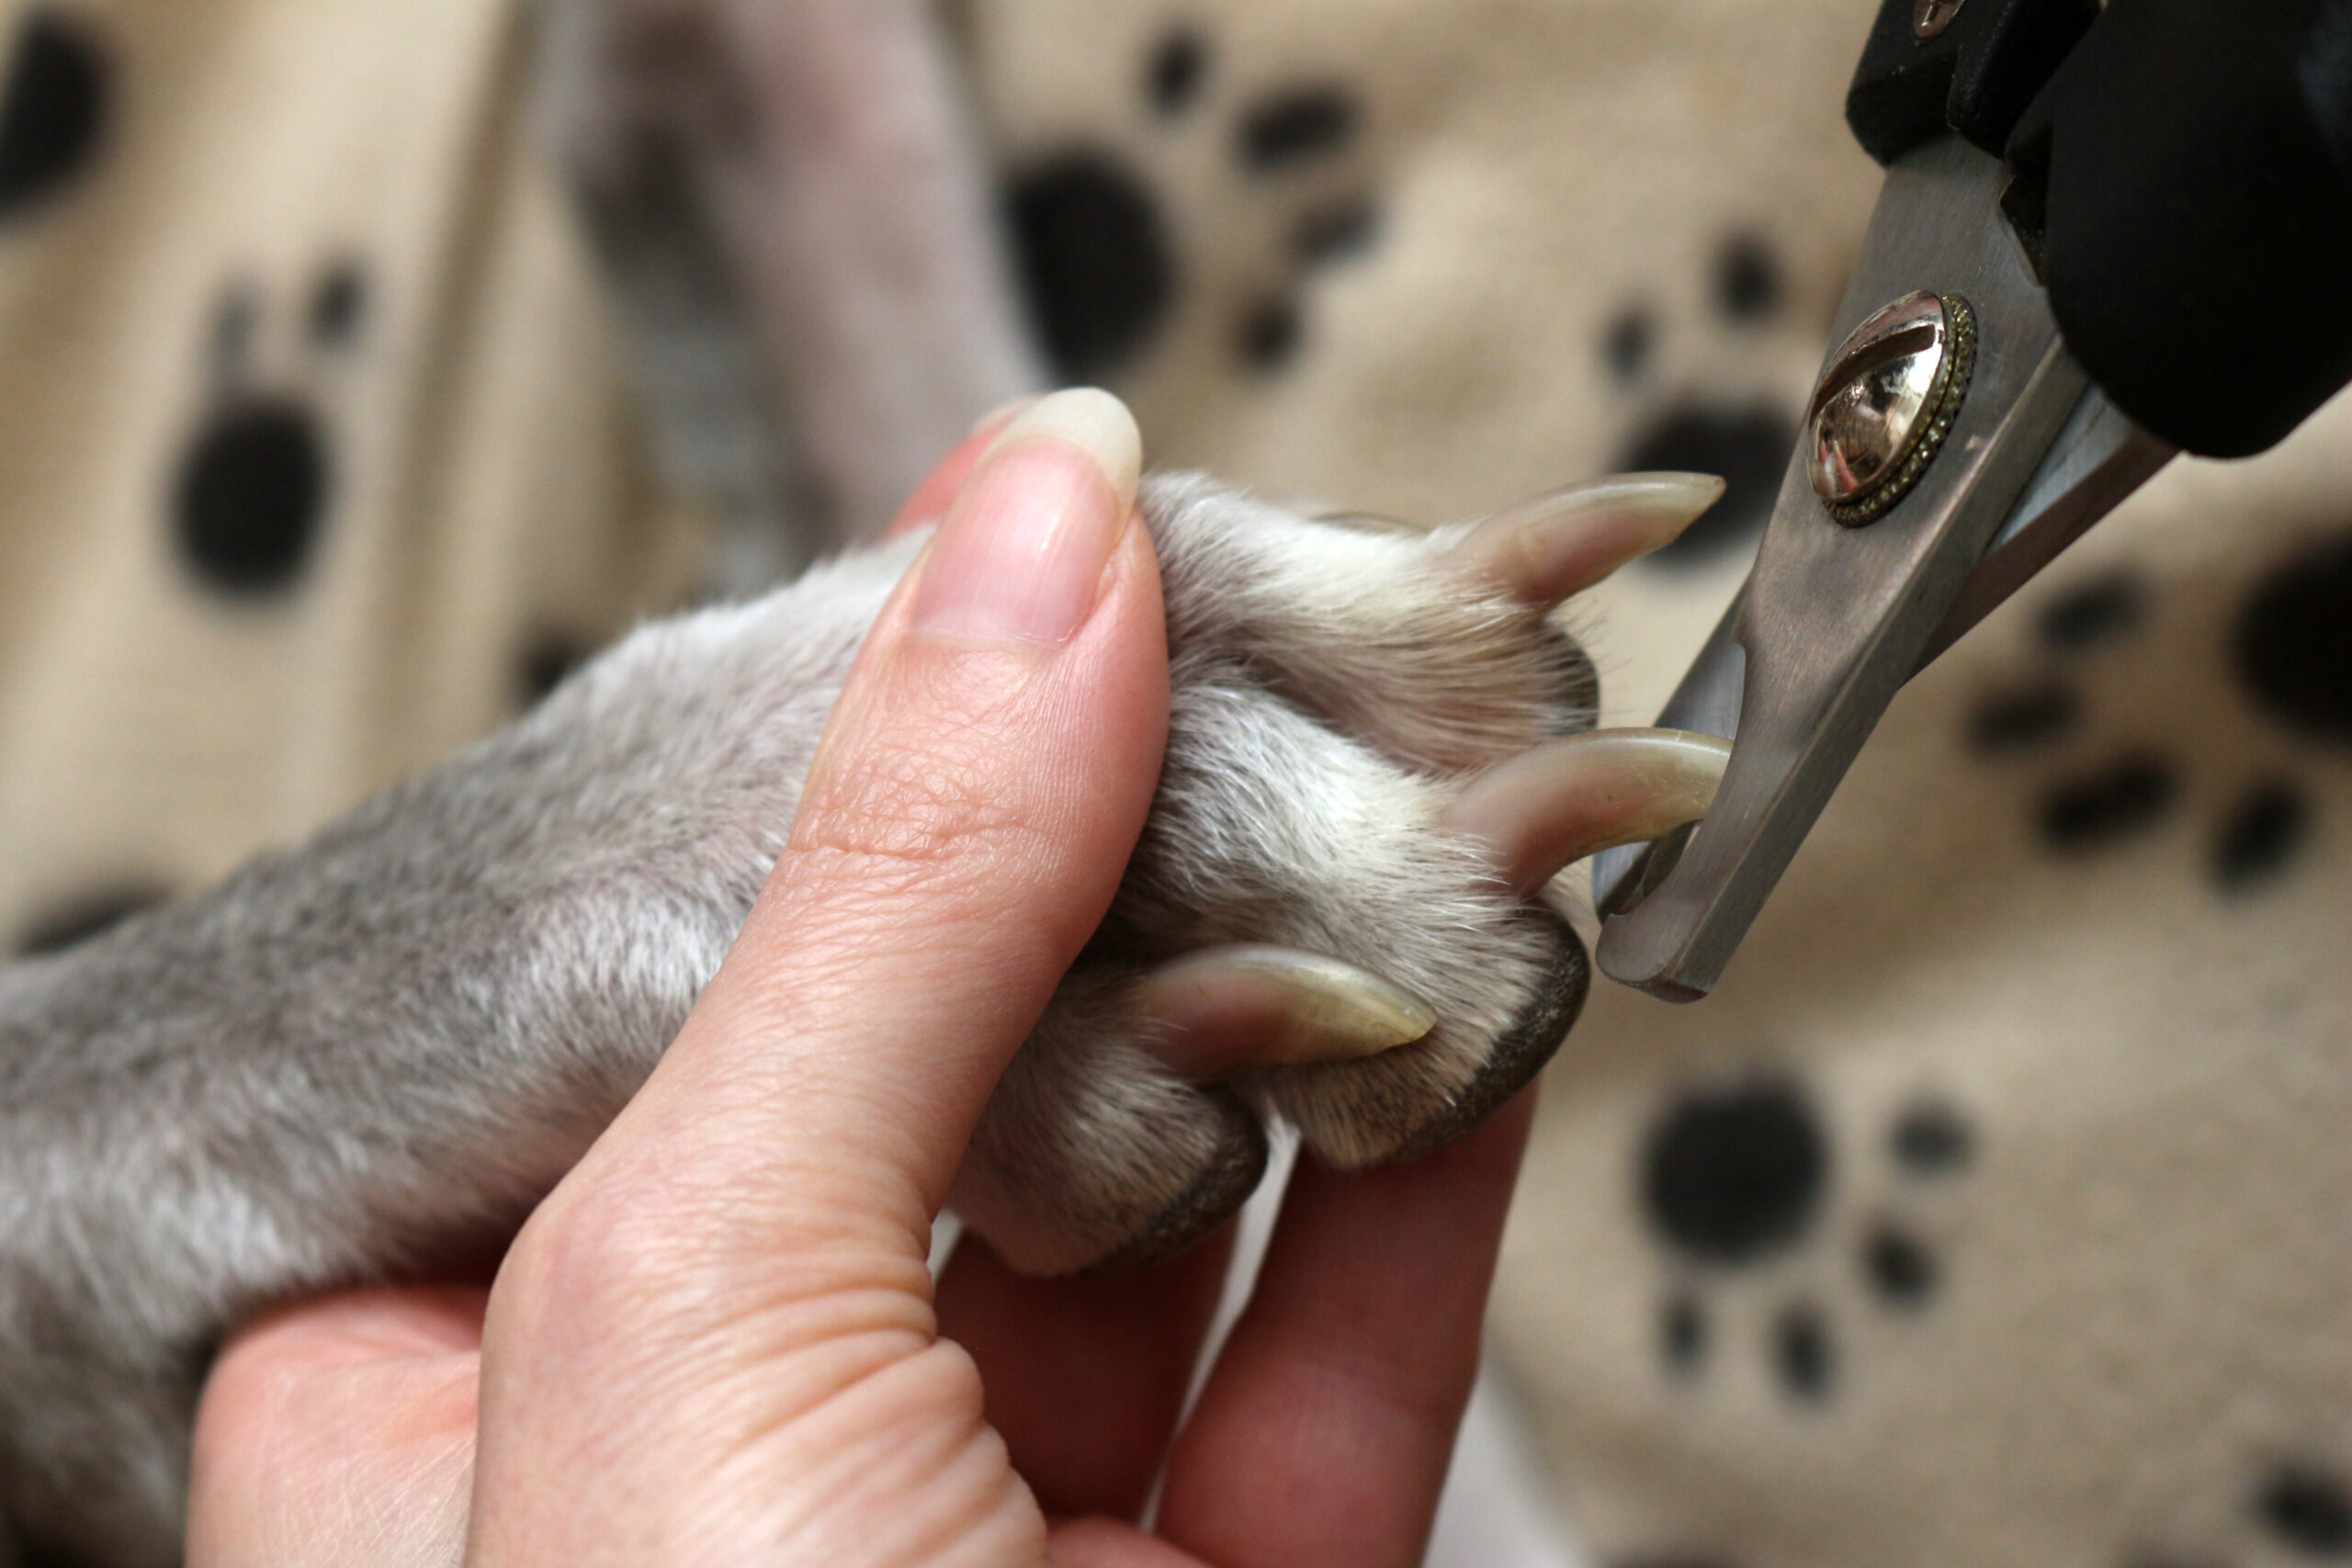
[1610,231,1809,572]
[1969,529,2352,897]
[2127,1460,2352,1567]
[1004,21,1378,381]
[173,258,371,597]
[0,6,111,221]
[1638,1077,1973,1405]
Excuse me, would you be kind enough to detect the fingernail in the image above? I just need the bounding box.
[910,388,1143,646]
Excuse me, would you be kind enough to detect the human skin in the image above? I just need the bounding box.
[185,394,1532,1568]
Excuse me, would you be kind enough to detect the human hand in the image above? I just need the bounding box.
[186,389,1533,1568]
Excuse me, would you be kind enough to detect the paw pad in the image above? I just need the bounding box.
[1640,1078,1973,1406]
[2127,1461,2352,1566]
[2256,1465,2352,1558]
[171,261,372,596]
[1969,536,2352,897]
[1609,229,1805,571]
[0,6,108,220]
[1004,25,1379,381]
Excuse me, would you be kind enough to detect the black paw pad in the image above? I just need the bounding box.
[1603,306,1657,388]
[2040,570,2146,651]
[1645,1086,1969,1398]
[2039,753,2177,852]
[1713,232,1783,322]
[1890,1099,1974,1176]
[1974,548,2334,895]
[1862,1224,1937,1307]
[1237,85,1357,173]
[1237,293,1303,372]
[1660,1292,1707,1376]
[1969,682,2082,754]
[174,396,332,595]
[1006,150,1176,383]
[309,258,369,348]
[2257,1466,2352,1557]
[0,7,107,220]
[2233,530,2352,747]
[1642,1078,1826,1265]
[2213,779,2312,895]
[1292,195,1379,265]
[1148,26,1210,119]
[1773,1301,1835,1401]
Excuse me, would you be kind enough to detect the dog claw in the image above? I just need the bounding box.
[1445,728,1730,897]
[1444,472,1726,604]
[1128,945,1437,1079]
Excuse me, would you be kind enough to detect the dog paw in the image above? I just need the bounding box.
[952,472,1731,1274]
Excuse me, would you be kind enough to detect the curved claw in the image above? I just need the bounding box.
[1443,472,1726,605]
[1445,728,1730,898]
[1127,945,1437,1079]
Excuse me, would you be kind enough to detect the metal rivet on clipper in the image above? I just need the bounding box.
[1805,289,1975,527]
[1914,0,1966,39]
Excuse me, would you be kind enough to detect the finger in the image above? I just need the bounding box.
[1125,945,1434,1078]
[525,385,1160,1265]
[189,1288,487,1568]
[1444,728,1730,897]
[891,398,1043,537]
[474,389,1166,1562]
[1441,472,1724,604]
[934,1227,1233,1521]
[1153,1094,1536,1568]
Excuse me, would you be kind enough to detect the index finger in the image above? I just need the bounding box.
[467,392,1170,1562]
[541,389,1165,1262]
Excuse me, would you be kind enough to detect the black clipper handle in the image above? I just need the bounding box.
[1849,0,2352,460]
[1847,0,2098,163]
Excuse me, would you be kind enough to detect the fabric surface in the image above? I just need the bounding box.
[1,2,2346,1566]
[0,0,696,953]
[970,4,2352,1565]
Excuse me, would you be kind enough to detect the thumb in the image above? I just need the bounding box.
[469,389,1166,1562]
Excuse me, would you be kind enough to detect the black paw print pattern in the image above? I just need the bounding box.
[8,257,375,956]
[1637,1076,1972,1405]
[1611,232,1803,572]
[1004,23,1377,382]
[1969,529,2352,896]
[0,8,141,958]
[175,260,369,596]
[2127,1462,2352,1567]
[0,6,109,221]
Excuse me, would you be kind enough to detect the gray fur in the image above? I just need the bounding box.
[539,0,1043,587]
[0,477,1592,1565]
